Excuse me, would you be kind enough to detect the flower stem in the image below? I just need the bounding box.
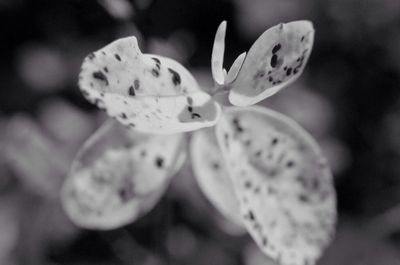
[209,83,230,96]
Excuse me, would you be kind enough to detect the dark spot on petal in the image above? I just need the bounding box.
[151,68,160,77]
[187,106,193,112]
[253,222,261,230]
[244,181,252,189]
[255,70,265,79]
[126,142,140,152]
[134,79,140,90]
[270,54,278,68]
[299,194,309,203]
[212,162,219,170]
[155,157,164,168]
[191,113,201,119]
[152,57,161,64]
[140,150,146,157]
[296,176,306,186]
[286,68,292,76]
[152,57,161,69]
[168,68,181,86]
[224,133,229,148]
[272,43,281,54]
[271,138,278,145]
[233,118,244,133]
[248,211,255,221]
[103,67,109,73]
[128,86,136,96]
[120,113,127,119]
[311,178,320,190]
[92,71,109,85]
[88,53,95,60]
[118,183,135,203]
[262,237,268,246]
[118,189,129,202]
[286,160,295,168]
[186,97,193,105]
[114,54,121,61]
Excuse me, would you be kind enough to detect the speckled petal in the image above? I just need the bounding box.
[79,36,221,134]
[62,120,186,230]
[216,106,336,265]
[211,21,227,85]
[190,128,243,226]
[229,21,314,106]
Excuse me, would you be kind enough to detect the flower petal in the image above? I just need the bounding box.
[229,21,314,106]
[79,36,221,134]
[225,52,247,84]
[215,106,336,265]
[62,120,186,229]
[211,21,227,85]
[190,128,243,226]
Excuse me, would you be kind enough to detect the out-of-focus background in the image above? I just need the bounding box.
[1,0,400,264]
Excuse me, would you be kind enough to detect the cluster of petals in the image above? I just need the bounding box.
[62,20,336,265]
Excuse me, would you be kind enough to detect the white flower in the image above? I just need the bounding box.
[62,20,336,265]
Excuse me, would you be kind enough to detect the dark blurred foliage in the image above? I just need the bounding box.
[2,0,400,264]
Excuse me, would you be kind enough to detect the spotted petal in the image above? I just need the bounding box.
[79,36,221,134]
[229,21,314,106]
[215,106,336,265]
[190,128,243,226]
[62,120,186,229]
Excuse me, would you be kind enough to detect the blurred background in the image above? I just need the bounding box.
[1,0,400,264]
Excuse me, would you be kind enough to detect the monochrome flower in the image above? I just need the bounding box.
[62,20,336,265]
